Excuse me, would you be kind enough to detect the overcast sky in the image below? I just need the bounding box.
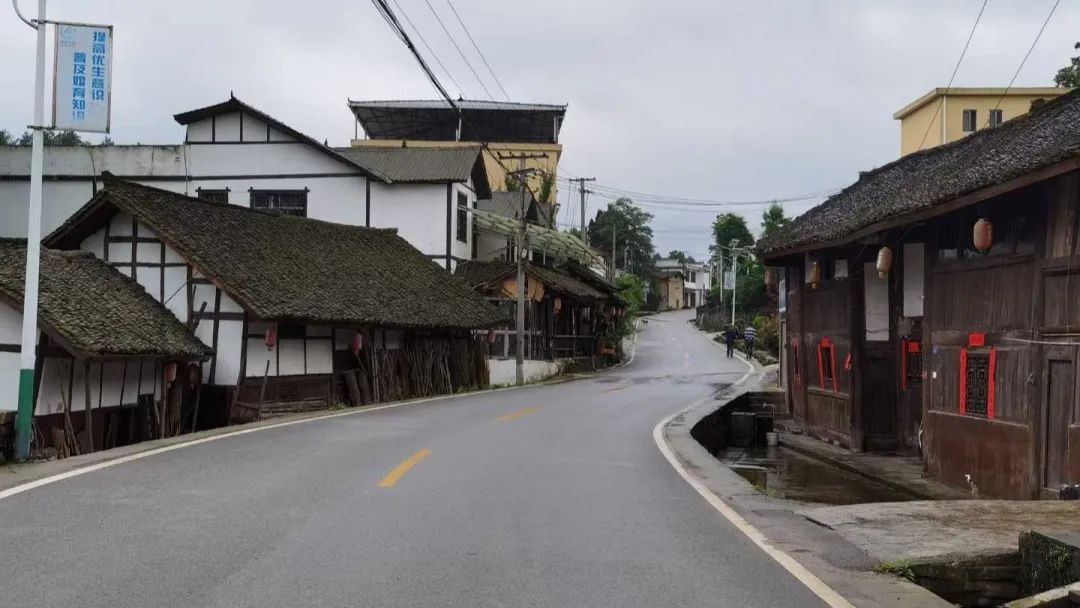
[3,0,1077,259]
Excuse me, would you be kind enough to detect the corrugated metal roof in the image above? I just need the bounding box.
[348,99,566,112]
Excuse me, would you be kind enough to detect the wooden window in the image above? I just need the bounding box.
[962,109,977,132]
[196,188,229,204]
[988,109,1003,127]
[456,192,468,242]
[817,337,838,391]
[959,340,997,419]
[251,189,308,217]
[901,339,922,390]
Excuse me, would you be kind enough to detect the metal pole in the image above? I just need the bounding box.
[15,0,46,462]
[610,221,617,280]
[515,156,526,385]
[731,249,738,325]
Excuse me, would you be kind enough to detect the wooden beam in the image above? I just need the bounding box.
[84,359,94,453]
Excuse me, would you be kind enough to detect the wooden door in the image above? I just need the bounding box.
[787,282,806,420]
[1042,347,1076,491]
[862,263,898,451]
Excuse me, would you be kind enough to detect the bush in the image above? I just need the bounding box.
[751,313,779,357]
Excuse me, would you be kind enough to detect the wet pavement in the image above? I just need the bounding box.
[717,446,916,505]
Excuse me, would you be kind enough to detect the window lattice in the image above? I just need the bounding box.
[964,352,990,417]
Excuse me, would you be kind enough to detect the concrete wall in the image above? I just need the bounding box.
[488,358,563,387]
[0,304,22,411]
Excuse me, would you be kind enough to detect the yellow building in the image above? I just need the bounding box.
[894,87,1069,156]
[347,100,565,211]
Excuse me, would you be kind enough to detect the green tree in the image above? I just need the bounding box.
[587,198,655,275]
[0,129,14,145]
[537,174,554,205]
[14,129,86,146]
[761,203,791,239]
[667,250,689,263]
[1054,42,1080,88]
[711,213,754,254]
[614,274,646,338]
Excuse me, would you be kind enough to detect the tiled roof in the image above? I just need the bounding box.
[173,95,390,183]
[759,88,1080,257]
[455,260,607,301]
[333,146,481,183]
[0,239,210,359]
[47,176,508,330]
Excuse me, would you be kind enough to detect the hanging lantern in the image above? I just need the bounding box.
[764,268,779,288]
[808,262,822,289]
[876,246,894,279]
[487,328,497,344]
[876,245,894,278]
[264,326,278,350]
[973,218,993,252]
[350,333,363,354]
[164,362,178,384]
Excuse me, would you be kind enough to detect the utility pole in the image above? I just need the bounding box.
[610,221,617,280]
[569,177,595,242]
[499,152,547,385]
[13,0,47,461]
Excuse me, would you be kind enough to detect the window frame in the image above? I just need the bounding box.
[988,108,1003,128]
[456,192,469,243]
[250,188,309,218]
[962,109,977,133]
[816,337,838,392]
[196,187,230,204]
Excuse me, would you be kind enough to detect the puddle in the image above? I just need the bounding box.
[717,446,916,505]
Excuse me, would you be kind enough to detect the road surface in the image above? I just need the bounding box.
[1,309,824,607]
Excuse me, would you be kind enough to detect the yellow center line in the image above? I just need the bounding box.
[496,407,538,422]
[604,385,628,393]
[376,449,432,488]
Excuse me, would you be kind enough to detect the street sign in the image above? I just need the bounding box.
[52,22,113,132]
[723,270,735,290]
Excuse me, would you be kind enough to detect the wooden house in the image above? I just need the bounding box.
[44,175,507,422]
[454,260,621,362]
[0,240,210,456]
[759,89,1080,499]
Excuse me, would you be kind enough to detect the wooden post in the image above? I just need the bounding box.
[83,359,94,453]
[256,359,271,415]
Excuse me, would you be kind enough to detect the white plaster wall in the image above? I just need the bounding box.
[246,322,335,378]
[0,301,21,344]
[476,230,510,262]
[36,357,161,415]
[214,320,244,385]
[370,181,450,262]
[186,176,367,228]
[450,182,475,266]
[488,358,562,387]
[0,352,17,411]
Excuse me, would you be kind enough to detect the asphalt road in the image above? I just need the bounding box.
[1,309,824,607]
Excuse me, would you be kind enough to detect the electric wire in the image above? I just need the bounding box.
[444,0,510,100]
[422,0,494,100]
[984,0,1062,128]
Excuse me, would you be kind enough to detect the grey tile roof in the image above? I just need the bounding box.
[0,239,210,359]
[455,260,607,301]
[477,190,551,226]
[759,88,1080,257]
[47,176,508,330]
[333,146,481,183]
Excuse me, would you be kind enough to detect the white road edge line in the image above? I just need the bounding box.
[0,378,563,502]
[652,352,855,608]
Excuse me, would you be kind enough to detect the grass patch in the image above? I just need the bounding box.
[874,559,916,581]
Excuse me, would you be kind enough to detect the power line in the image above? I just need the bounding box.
[984,0,1062,128]
[388,0,467,97]
[444,0,510,101]
[422,0,495,100]
[555,176,839,208]
[916,0,988,152]
[370,0,538,200]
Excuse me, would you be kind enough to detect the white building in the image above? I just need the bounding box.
[0,95,488,271]
[653,258,712,308]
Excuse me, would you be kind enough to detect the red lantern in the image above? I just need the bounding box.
[164,362,178,384]
[973,218,993,252]
[350,333,363,354]
[264,326,278,350]
[876,246,893,279]
[487,328,497,344]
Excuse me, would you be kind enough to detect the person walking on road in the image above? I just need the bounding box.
[723,326,737,358]
[744,324,756,358]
